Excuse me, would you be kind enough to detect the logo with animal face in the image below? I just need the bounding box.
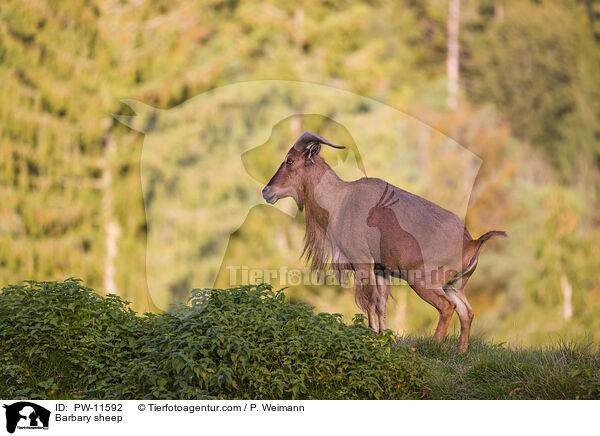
[115,80,482,312]
[3,402,50,434]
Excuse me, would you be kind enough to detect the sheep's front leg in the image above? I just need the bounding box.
[375,272,390,332]
[355,266,379,333]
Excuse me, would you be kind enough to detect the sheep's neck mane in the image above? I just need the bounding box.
[300,157,346,272]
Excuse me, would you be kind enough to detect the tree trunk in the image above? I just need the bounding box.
[560,273,573,321]
[101,128,120,295]
[494,1,504,21]
[446,0,461,109]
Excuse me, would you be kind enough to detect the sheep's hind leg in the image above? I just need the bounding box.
[444,283,474,353]
[410,282,456,344]
[443,265,477,352]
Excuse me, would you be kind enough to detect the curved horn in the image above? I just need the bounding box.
[293,131,345,151]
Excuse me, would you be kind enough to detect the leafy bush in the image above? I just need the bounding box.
[0,279,425,399]
[2,279,598,400]
[0,279,144,399]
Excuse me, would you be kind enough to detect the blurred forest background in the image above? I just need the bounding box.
[1,0,599,345]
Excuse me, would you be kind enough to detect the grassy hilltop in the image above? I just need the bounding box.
[1,279,598,400]
[2,0,600,346]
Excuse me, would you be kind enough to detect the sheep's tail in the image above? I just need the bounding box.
[476,230,508,245]
[468,230,508,271]
[447,230,507,286]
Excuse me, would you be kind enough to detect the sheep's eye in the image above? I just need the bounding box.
[286,159,294,165]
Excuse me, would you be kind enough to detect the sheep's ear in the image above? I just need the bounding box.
[304,143,321,163]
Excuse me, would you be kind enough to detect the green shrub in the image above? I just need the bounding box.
[0,279,425,399]
[0,279,144,399]
[2,279,598,400]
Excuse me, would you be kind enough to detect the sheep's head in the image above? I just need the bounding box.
[262,132,345,209]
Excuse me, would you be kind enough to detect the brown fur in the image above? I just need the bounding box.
[262,132,507,352]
